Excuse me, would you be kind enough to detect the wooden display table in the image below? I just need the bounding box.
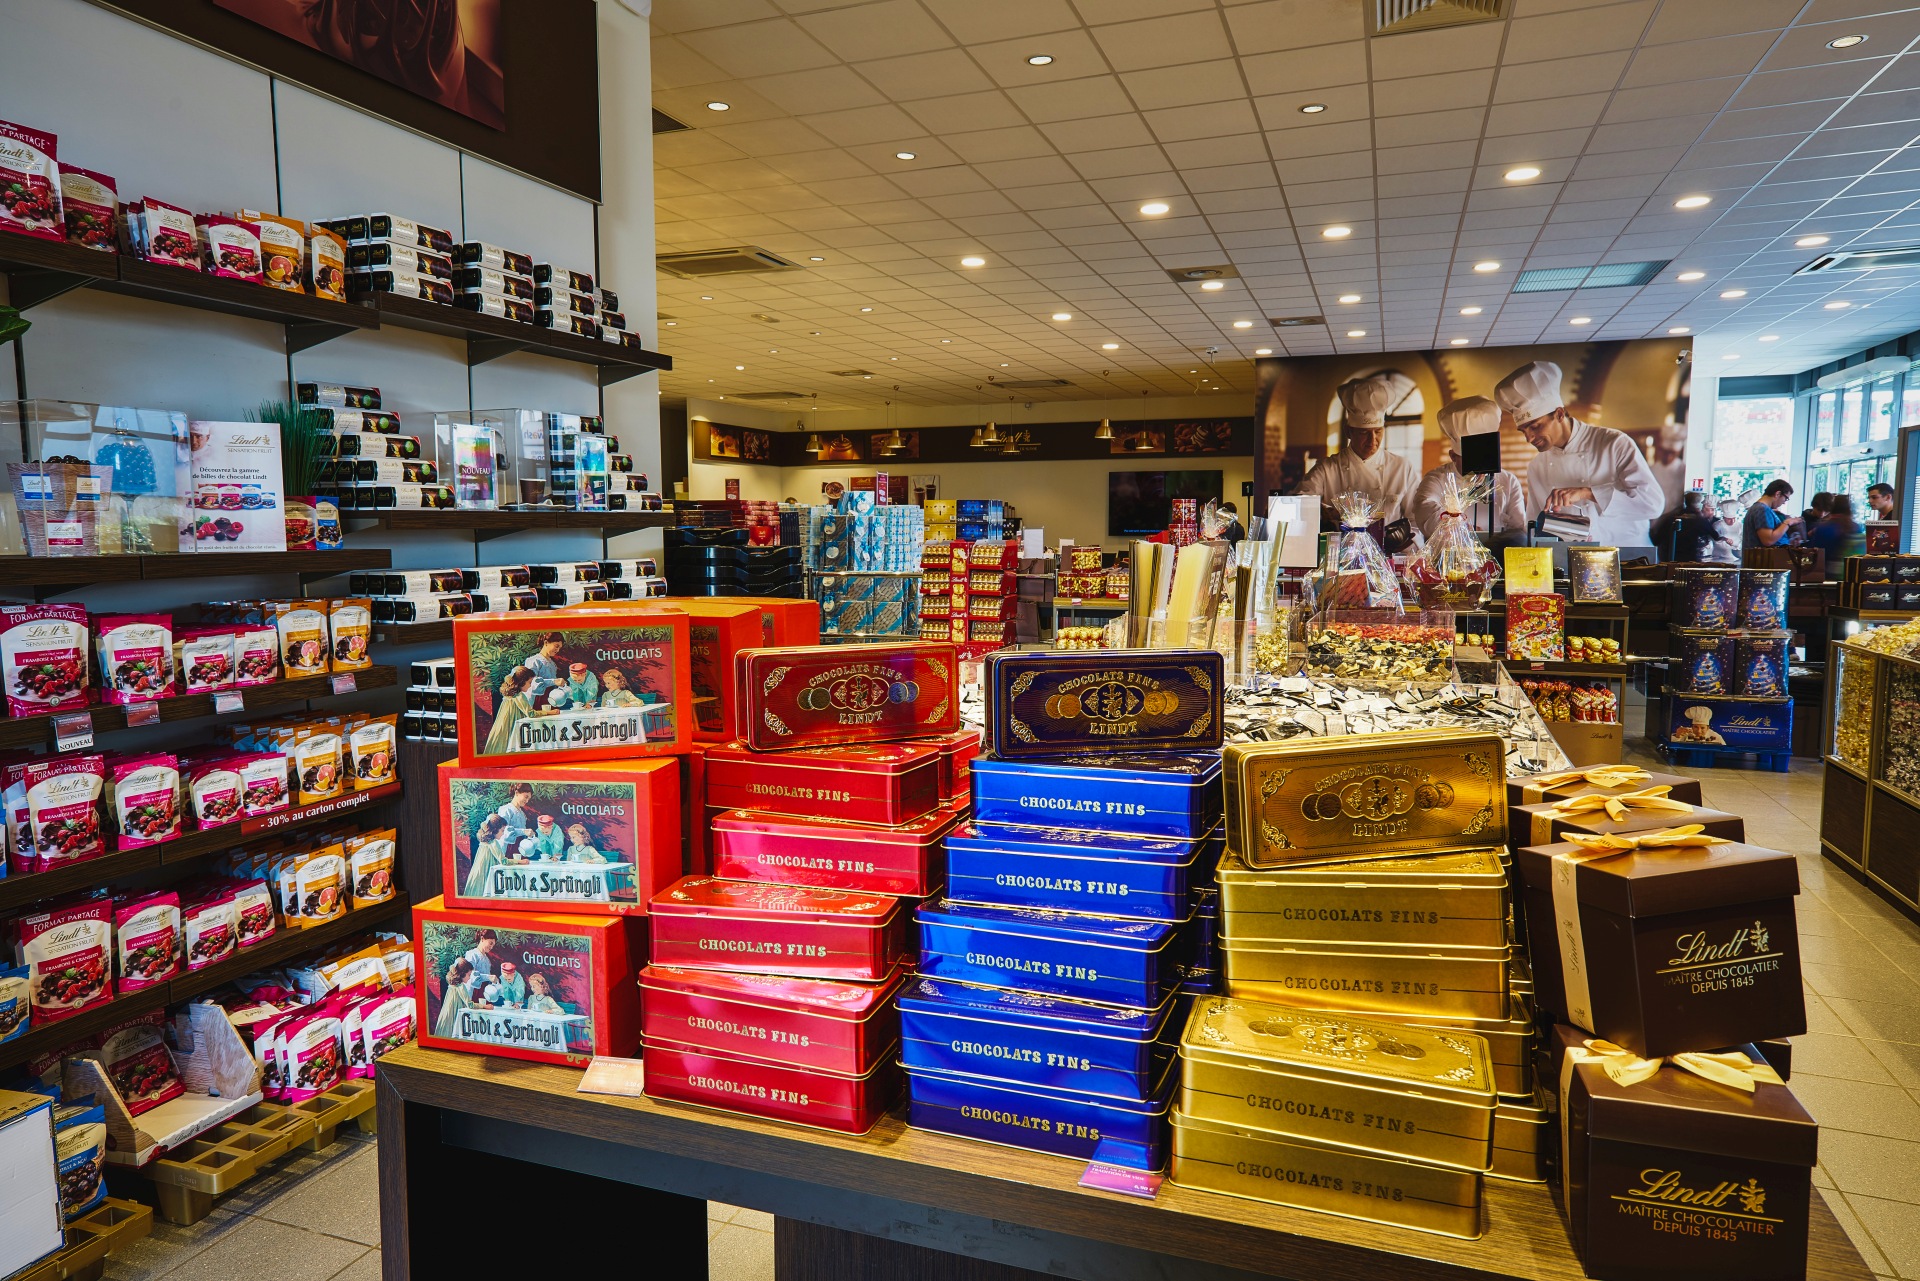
[375,1044,1874,1281]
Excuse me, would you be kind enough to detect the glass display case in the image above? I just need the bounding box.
[0,399,190,555]
[1877,653,1920,804]
[430,408,609,511]
[1831,641,1876,772]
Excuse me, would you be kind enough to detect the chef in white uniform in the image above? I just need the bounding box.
[1410,396,1528,538]
[1493,360,1665,547]
[1297,373,1419,525]
[1650,423,1689,536]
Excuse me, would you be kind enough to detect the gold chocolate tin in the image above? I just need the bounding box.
[1225,730,1507,868]
[1488,1092,1549,1184]
[1170,1110,1484,1239]
[1223,939,1509,1021]
[1359,998,1534,1099]
[1216,848,1509,950]
[1178,997,1496,1172]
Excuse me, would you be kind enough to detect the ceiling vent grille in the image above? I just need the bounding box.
[997,379,1073,389]
[1795,247,1920,274]
[1512,260,1669,293]
[1165,265,1241,284]
[729,391,807,401]
[829,369,874,377]
[1270,315,1326,327]
[1370,0,1508,35]
[656,247,803,278]
[652,109,691,135]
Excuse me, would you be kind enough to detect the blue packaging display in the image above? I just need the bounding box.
[943,822,1207,922]
[906,1056,1174,1171]
[915,899,1179,1009]
[898,975,1182,1101]
[968,753,1222,839]
[53,1100,108,1221]
[0,962,28,1043]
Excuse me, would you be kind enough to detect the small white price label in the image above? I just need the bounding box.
[213,690,245,715]
[330,673,357,695]
[52,711,94,753]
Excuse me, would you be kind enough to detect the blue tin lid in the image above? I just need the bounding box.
[904,1054,1176,1116]
[898,974,1175,1039]
[946,821,1216,864]
[916,899,1177,952]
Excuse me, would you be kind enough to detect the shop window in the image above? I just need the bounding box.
[1871,378,1897,442]
[1815,392,1837,448]
[1710,395,1794,503]
[1842,386,1865,445]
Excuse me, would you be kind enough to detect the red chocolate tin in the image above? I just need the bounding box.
[703,740,941,826]
[648,876,909,981]
[639,963,904,1074]
[641,1037,900,1134]
[921,727,981,803]
[736,642,959,751]
[709,806,957,897]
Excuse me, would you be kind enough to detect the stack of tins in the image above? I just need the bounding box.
[643,641,978,1133]
[1176,728,1518,1237]
[901,651,1227,1173]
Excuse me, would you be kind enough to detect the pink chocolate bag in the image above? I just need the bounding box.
[112,890,182,993]
[0,119,62,241]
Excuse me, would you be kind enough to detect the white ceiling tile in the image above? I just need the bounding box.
[902,91,1030,135]
[1005,76,1139,123]
[975,156,1084,186]
[1119,61,1248,110]
[796,0,954,60]
[1603,79,1744,125]
[703,117,839,157]
[1223,0,1364,53]
[1090,12,1235,73]
[1375,108,1491,149]
[921,0,1085,45]
[1621,33,1778,87]
[1370,24,1504,79]
[1040,114,1159,152]
[1277,153,1375,184]
[860,51,999,101]
[1373,69,1495,117]
[651,37,735,90]
[800,103,926,146]
[652,0,784,34]
[947,125,1060,163]
[969,29,1114,88]
[1505,2,1657,61]
[679,19,842,77]
[1486,93,1611,136]
[887,165,995,195]
[1375,141,1481,175]
[1264,119,1373,159]
[1068,145,1177,179]
[1240,43,1369,95]
[1161,134,1272,168]
[1255,85,1372,131]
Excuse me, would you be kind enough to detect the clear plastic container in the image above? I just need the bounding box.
[0,399,190,556]
[430,408,564,510]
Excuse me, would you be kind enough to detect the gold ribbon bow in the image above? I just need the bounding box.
[1531,765,1653,792]
[1570,1038,1783,1094]
[1560,823,1731,860]
[1547,785,1694,824]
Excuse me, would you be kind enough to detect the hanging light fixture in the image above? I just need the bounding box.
[1129,433,1156,452]
[969,427,985,447]
[980,420,1000,445]
[1000,438,1022,455]
[804,434,821,452]
[1094,417,1113,440]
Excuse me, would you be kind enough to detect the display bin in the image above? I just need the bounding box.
[0,399,190,556]
[1823,645,1920,922]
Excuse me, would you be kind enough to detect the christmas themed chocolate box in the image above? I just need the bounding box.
[412,897,644,1067]
[736,641,958,751]
[639,963,904,1075]
[984,650,1224,758]
[1225,730,1506,867]
[709,806,957,897]
[704,740,941,826]
[1507,766,1704,808]
[1215,847,1508,949]
[915,900,1181,1008]
[453,609,693,764]
[643,1039,899,1134]
[1223,938,1509,1020]
[907,1057,1175,1172]
[898,974,1182,1100]
[438,759,681,915]
[943,821,1217,923]
[1177,996,1498,1172]
[968,753,1222,840]
[648,877,909,982]
[1513,838,1804,1058]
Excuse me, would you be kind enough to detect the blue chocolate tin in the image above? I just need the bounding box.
[915,899,1179,1008]
[968,753,1222,839]
[905,1057,1175,1171]
[898,975,1181,1100]
[943,822,1210,922]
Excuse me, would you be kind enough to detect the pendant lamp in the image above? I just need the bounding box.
[1094,417,1113,440]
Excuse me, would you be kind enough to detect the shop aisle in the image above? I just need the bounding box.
[97,755,1920,1281]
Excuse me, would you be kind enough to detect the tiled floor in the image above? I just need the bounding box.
[101,754,1920,1281]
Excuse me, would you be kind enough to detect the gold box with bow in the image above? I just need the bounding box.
[1505,765,1704,809]
[1216,847,1509,950]
[1515,791,1745,849]
[1224,730,1507,868]
[1176,995,1498,1172]
[1222,937,1509,1021]
[1514,834,1804,1058]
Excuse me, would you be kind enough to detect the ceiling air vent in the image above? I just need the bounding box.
[729,391,807,401]
[652,109,691,135]
[1369,0,1508,35]
[1165,265,1241,284]
[656,247,803,278]
[1795,246,1920,274]
[997,379,1073,389]
[829,369,874,377]
[1270,315,1326,327]
[1512,261,1669,293]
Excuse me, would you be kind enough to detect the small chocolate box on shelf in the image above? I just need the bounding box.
[672,600,763,743]
[704,740,942,826]
[412,896,645,1067]
[708,806,957,897]
[1507,766,1704,808]
[1551,1024,1816,1281]
[640,963,904,1077]
[984,649,1224,758]
[648,876,909,982]
[970,752,1222,840]
[1671,567,1740,631]
[1513,837,1804,1057]
[735,641,959,751]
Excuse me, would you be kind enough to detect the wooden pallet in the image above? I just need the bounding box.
[9,1198,153,1281]
[1664,743,1794,773]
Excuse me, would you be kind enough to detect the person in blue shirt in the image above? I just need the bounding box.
[1742,480,1803,552]
[1807,495,1866,561]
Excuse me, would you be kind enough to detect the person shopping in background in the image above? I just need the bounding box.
[1410,396,1527,539]
[1297,374,1419,527]
[1869,483,1897,524]
[1657,491,1732,563]
[1742,480,1802,552]
[1494,361,1665,546]
[1807,494,1865,560]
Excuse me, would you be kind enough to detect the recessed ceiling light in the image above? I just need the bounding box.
[1473,261,1500,273]
[1347,329,1366,337]
[1795,235,1831,248]
[1668,327,1691,334]
[1338,294,1362,304]
[1722,353,1740,360]
[1027,54,1053,65]
[889,356,898,360]
[700,295,714,300]
[1674,195,1712,209]
[895,152,916,160]
[1189,369,1198,374]
[1569,316,1591,325]
[1323,225,1353,239]
[960,256,986,267]
[1000,363,1011,367]
[1052,312,1072,321]
[860,306,874,312]
[1139,201,1171,216]
[768,349,778,354]
[1677,271,1706,282]
[1759,334,1780,342]
[665,321,677,326]
[1450,338,1470,346]
[734,365,746,371]
[1299,103,1327,114]
[808,255,825,262]
[1255,347,1273,355]
[706,102,729,111]
[1504,166,1541,182]
[1232,320,1253,329]
[1825,300,1852,309]
[1102,342,1120,350]
[1200,280,1225,291]
[1460,306,1483,316]
[940,338,951,343]
[1720,289,1747,299]
[1827,33,1868,48]
[810,330,821,335]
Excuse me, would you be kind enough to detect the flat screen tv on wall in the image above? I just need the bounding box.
[1108,470,1223,536]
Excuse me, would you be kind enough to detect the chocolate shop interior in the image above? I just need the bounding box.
[4,3,1920,1280]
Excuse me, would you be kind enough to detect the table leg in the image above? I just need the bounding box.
[773,1217,1054,1281]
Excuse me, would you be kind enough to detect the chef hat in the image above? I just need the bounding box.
[1437,396,1500,449]
[1658,423,1687,447]
[1337,374,1395,430]
[1494,361,1565,425]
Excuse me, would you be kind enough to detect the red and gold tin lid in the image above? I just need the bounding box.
[640,962,906,1020]
[650,875,903,926]
[704,738,942,776]
[735,642,959,751]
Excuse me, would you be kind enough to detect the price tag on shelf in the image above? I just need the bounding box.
[1079,1162,1161,1199]
[123,702,162,728]
[213,691,245,715]
[577,1056,645,1098]
[51,712,94,754]
[331,673,358,695]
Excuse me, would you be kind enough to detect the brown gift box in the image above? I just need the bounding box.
[1548,1024,1816,1281]
[1506,769,1704,810]
[1514,840,1804,1058]
[1516,802,1744,850]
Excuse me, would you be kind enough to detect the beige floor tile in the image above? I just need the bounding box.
[1828,1193,1896,1276]
[1830,996,1920,1046]
[326,1254,380,1281]
[710,1222,776,1281]
[1785,1032,1899,1086]
[1804,961,1920,1003]
[1818,1131,1920,1199]
[733,1208,774,1232]
[1863,1036,1920,1080]
[101,1207,250,1281]
[1847,1194,1920,1280]
[1803,992,1855,1036]
[1788,1075,1920,1141]
[134,1219,368,1281]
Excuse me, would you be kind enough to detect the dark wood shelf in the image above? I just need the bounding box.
[352,509,674,538]
[376,621,453,645]
[361,292,672,385]
[101,257,377,346]
[0,548,392,595]
[0,846,162,913]
[0,234,119,308]
[0,988,173,1072]
[0,665,398,751]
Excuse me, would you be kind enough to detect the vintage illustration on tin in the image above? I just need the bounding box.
[449,777,640,905]
[466,625,678,755]
[422,920,592,1055]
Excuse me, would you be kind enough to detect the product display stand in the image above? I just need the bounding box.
[1822,641,1920,922]
[376,1044,1875,1281]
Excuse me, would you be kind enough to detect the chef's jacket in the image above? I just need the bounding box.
[1410,461,1528,539]
[1524,419,1666,547]
[1652,455,1688,523]
[1297,449,1419,525]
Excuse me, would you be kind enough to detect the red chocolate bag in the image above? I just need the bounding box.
[113,890,182,993]
[197,214,263,282]
[58,166,116,252]
[93,1011,185,1117]
[357,985,415,1074]
[15,896,113,1022]
[110,753,181,849]
[133,197,198,269]
[23,754,107,871]
[95,613,176,704]
[233,879,276,948]
[183,889,238,971]
[1,603,92,717]
[0,119,62,241]
[280,999,346,1102]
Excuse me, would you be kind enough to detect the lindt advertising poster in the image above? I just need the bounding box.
[188,422,287,551]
